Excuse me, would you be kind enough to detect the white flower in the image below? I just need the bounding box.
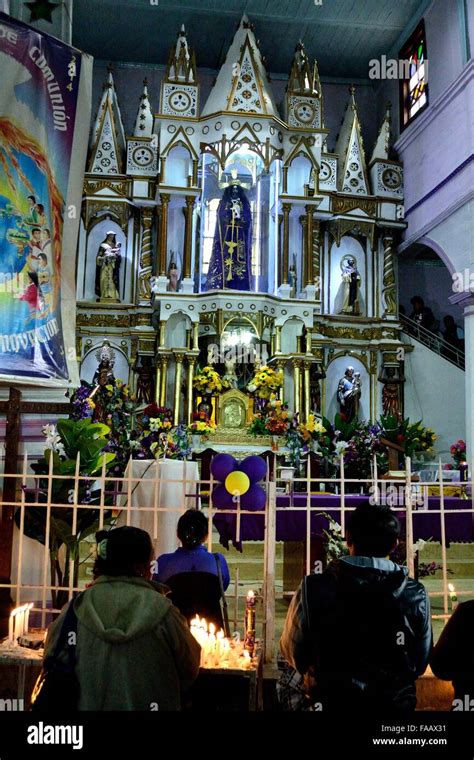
[149,418,161,432]
[413,539,427,554]
[42,424,65,456]
[335,441,349,456]
[247,383,257,393]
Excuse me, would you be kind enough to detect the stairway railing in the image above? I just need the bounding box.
[400,314,465,369]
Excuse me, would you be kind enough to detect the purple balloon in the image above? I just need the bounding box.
[240,455,267,484]
[211,453,237,482]
[211,484,236,510]
[240,484,266,512]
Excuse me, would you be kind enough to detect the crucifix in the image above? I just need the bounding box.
[0,386,70,636]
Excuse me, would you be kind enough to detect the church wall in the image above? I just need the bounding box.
[403,339,466,455]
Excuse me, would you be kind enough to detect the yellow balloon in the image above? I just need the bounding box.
[225,471,250,497]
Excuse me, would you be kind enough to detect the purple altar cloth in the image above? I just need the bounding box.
[213,495,474,551]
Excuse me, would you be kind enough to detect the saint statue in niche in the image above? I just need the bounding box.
[339,255,361,315]
[95,231,121,302]
[167,258,180,292]
[204,170,253,292]
[337,366,361,422]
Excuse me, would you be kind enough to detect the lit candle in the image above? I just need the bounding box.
[448,583,458,611]
[8,608,17,645]
[244,590,256,658]
[24,603,33,636]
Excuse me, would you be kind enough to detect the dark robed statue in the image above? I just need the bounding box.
[204,182,253,291]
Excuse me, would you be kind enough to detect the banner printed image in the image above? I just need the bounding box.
[0,16,84,381]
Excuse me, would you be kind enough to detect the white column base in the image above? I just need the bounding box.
[181,277,194,294]
[302,284,317,300]
[278,284,291,299]
[151,275,169,294]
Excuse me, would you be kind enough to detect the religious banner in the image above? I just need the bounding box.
[0,12,92,385]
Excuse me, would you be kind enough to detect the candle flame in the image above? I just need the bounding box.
[448,583,455,593]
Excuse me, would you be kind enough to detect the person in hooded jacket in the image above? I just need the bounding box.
[280,502,432,712]
[41,526,201,711]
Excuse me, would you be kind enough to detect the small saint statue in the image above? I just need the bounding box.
[337,366,361,422]
[340,257,361,315]
[222,357,239,389]
[167,258,180,292]
[289,256,297,298]
[95,231,121,302]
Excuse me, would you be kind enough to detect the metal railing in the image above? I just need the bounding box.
[1,453,473,663]
[401,314,465,369]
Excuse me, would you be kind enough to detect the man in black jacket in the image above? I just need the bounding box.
[280,503,432,712]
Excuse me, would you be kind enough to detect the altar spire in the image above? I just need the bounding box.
[370,102,393,163]
[165,24,196,83]
[335,85,369,195]
[288,41,320,97]
[133,79,154,137]
[88,68,126,174]
[201,14,278,117]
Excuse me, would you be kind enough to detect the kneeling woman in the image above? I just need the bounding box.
[153,509,230,630]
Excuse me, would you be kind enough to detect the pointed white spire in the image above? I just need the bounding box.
[88,67,126,174]
[202,15,278,117]
[133,78,154,137]
[288,41,320,97]
[370,102,392,163]
[335,86,369,195]
[165,24,196,83]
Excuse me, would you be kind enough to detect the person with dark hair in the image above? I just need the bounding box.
[280,503,432,712]
[409,296,435,331]
[153,509,230,628]
[41,526,201,710]
[442,314,464,352]
[430,601,474,707]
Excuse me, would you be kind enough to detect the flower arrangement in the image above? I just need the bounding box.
[380,413,436,458]
[297,414,327,444]
[188,412,216,437]
[450,439,467,466]
[317,512,348,563]
[247,365,283,399]
[149,425,191,460]
[68,378,136,475]
[131,405,174,459]
[264,398,291,436]
[193,366,230,395]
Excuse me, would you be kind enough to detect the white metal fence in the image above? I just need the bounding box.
[1,453,473,662]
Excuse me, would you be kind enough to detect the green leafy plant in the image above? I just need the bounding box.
[16,419,116,609]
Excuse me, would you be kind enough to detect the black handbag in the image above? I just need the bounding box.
[31,597,80,712]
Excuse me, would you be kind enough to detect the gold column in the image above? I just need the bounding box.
[305,205,314,286]
[159,320,166,348]
[275,325,282,354]
[183,196,195,279]
[138,209,153,303]
[155,357,162,404]
[193,321,199,350]
[277,214,283,285]
[313,220,321,296]
[160,355,169,407]
[281,203,292,285]
[282,166,288,194]
[303,362,311,422]
[382,232,397,316]
[299,215,307,291]
[276,359,286,401]
[173,354,184,425]
[306,329,313,354]
[187,358,196,424]
[159,193,170,276]
[294,360,301,414]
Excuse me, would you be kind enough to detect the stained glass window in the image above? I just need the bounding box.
[400,20,429,128]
